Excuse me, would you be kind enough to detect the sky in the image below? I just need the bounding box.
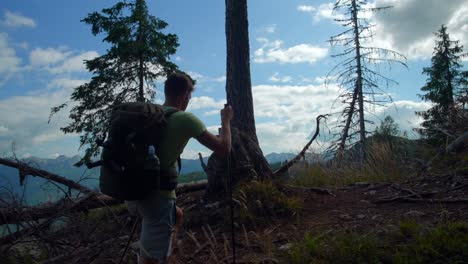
[0,0,467,159]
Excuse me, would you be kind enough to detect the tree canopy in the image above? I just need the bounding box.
[416,25,468,145]
[50,0,180,165]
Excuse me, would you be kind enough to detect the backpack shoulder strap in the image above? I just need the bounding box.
[164,107,179,118]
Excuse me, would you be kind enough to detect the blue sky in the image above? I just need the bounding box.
[0,0,467,159]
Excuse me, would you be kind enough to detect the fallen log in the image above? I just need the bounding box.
[418,131,468,175]
[0,181,207,225]
[0,157,96,195]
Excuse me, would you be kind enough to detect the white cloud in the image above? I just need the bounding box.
[187,96,226,111]
[371,0,468,60]
[213,76,226,83]
[187,71,204,81]
[0,81,79,155]
[298,3,345,23]
[16,42,28,50]
[29,48,70,66]
[180,148,212,160]
[28,47,99,73]
[3,10,36,28]
[259,24,277,33]
[49,51,99,73]
[370,100,431,137]
[297,5,316,12]
[21,152,32,158]
[0,33,21,85]
[269,72,292,83]
[49,153,61,159]
[48,78,87,91]
[0,125,9,136]
[254,38,328,64]
[245,83,429,154]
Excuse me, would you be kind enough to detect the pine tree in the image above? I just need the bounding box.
[50,0,179,165]
[416,25,468,145]
[374,115,399,139]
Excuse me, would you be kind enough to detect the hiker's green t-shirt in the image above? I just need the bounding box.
[158,106,206,198]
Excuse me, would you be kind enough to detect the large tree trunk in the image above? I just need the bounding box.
[205,0,271,200]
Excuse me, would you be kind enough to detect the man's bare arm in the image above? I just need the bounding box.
[196,105,232,156]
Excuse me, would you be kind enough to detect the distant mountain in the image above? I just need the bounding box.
[265,152,296,164]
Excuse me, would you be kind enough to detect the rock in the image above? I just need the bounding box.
[339,214,353,221]
[404,210,425,217]
[278,243,292,251]
[368,190,376,196]
[276,232,287,241]
[205,201,220,209]
[371,215,381,220]
[356,214,366,219]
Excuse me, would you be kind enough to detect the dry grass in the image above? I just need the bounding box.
[290,141,409,188]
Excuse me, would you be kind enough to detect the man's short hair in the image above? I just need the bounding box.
[164,72,194,98]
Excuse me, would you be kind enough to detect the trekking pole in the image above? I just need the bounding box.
[227,150,236,264]
[118,217,139,264]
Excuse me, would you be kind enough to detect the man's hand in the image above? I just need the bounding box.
[221,104,233,124]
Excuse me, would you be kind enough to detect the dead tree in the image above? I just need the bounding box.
[328,0,407,162]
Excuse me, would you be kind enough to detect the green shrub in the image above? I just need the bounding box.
[282,222,468,264]
[234,180,303,225]
[394,222,468,264]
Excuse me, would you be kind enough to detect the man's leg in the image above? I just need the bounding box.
[167,206,183,264]
[135,195,176,264]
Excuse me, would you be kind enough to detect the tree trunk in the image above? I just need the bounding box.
[204,0,272,200]
[351,0,366,161]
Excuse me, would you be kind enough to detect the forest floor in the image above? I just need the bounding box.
[4,169,467,264]
[173,172,468,264]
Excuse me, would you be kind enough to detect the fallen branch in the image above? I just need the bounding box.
[0,157,96,195]
[376,197,468,204]
[273,115,327,177]
[39,235,129,264]
[0,194,117,225]
[418,131,468,175]
[198,152,208,173]
[0,180,207,225]
[283,184,334,196]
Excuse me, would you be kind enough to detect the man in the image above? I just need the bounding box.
[127,72,233,264]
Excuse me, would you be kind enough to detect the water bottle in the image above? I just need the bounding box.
[144,145,160,189]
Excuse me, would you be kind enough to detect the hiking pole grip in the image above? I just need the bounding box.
[227,150,236,264]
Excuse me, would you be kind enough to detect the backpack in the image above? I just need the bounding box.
[99,102,179,201]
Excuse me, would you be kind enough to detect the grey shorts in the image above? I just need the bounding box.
[126,192,176,262]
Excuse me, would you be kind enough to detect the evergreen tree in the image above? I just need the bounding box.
[50,0,179,165]
[374,115,399,139]
[416,25,468,145]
